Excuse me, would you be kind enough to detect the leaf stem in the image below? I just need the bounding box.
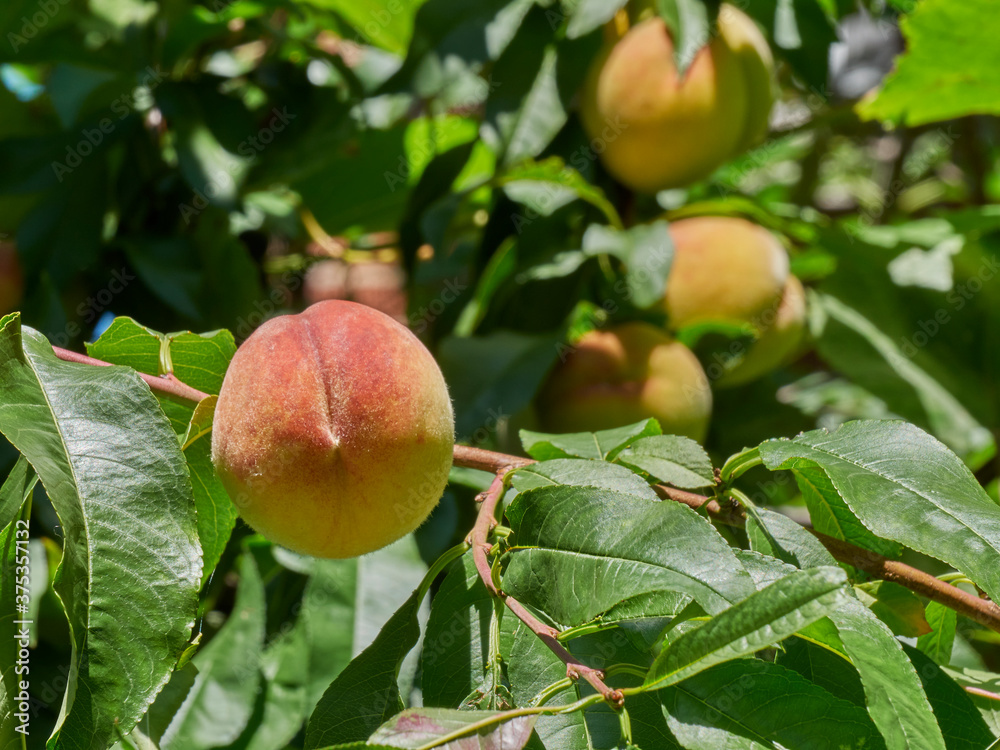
[417,540,472,603]
[532,677,574,707]
[413,694,604,750]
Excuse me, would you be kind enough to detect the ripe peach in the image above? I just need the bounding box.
[538,323,711,441]
[715,275,807,387]
[580,6,773,193]
[718,5,775,152]
[211,300,454,559]
[664,216,789,330]
[0,243,24,315]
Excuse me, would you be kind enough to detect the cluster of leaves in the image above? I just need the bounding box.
[5,308,1000,749]
[5,0,1000,748]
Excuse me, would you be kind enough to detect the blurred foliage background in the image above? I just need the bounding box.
[4,0,1000,744]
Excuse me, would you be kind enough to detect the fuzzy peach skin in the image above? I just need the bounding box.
[715,275,807,388]
[718,4,775,153]
[211,300,454,558]
[580,5,773,193]
[538,323,712,441]
[664,216,789,330]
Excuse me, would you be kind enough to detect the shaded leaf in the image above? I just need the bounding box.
[854,581,930,638]
[659,659,884,749]
[0,474,32,750]
[916,601,957,666]
[582,222,673,309]
[745,505,838,570]
[902,644,995,750]
[161,553,266,750]
[305,589,422,747]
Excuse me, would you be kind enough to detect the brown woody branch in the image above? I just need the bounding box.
[465,463,624,708]
[50,347,1000,635]
[52,346,211,405]
[454,445,1000,634]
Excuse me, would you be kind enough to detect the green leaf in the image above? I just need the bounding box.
[859,0,1000,125]
[745,505,839,570]
[453,238,518,337]
[0,315,201,750]
[305,589,422,747]
[483,12,568,167]
[0,456,34,534]
[902,645,995,750]
[504,485,756,626]
[656,0,713,75]
[582,221,673,309]
[498,157,622,228]
[854,581,930,638]
[830,597,946,750]
[369,708,537,749]
[644,567,850,690]
[301,0,423,55]
[300,559,361,709]
[657,659,884,749]
[742,0,836,93]
[735,551,947,750]
[231,556,360,750]
[777,636,867,708]
[439,331,561,440]
[87,317,238,582]
[421,555,496,710]
[813,294,992,464]
[0,475,32,750]
[161,552,266,750]
[613,435,714,489]
[759,419,1000,603]
[564,0,629,39]
[511,458,658,500]
[520,419,662,462]
[941,666,1000,737]
[790,461,904,560]
[916,601,957,666]
[502,616,671,749]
